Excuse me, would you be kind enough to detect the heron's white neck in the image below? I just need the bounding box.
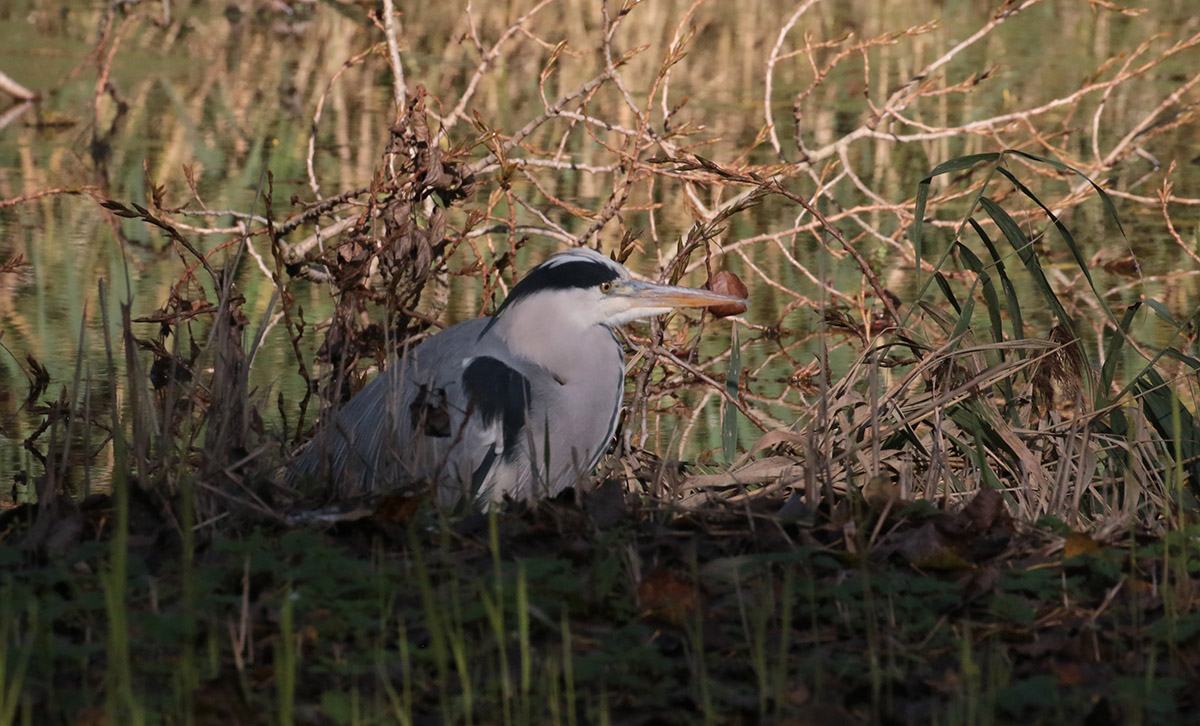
[492,291,620,382]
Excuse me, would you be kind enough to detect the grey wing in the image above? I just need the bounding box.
[288,319,534,506]
[287,321,469,497]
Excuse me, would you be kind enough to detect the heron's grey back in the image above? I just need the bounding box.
[289,319,495,503]
[289,317,625,507]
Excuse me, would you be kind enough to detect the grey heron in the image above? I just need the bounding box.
[290,247,746,507]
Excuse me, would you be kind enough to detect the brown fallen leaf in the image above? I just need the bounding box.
[373,494,423,525]
[914,548,974,571]
[896,522,973,570]
[1063,532,1099,559]
[963,487,1006,533]
[75,706,107,726]
[863,474,902,511]
[896,522,945,563]
[637,568,698,627]
[1051,661,1108,688]
[962,565,1000,605]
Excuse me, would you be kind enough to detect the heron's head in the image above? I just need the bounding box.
[492,248,746,331]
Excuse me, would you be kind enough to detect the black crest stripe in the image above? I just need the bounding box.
[494,260,621,316]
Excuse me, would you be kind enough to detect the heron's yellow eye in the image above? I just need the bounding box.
[599,281,613,293]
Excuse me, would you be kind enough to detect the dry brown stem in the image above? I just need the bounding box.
[0,69,37,101]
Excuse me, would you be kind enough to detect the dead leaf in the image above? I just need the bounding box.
[582,479,627,529]
[896,522,972,570]
[1051,661,1108,689]
[373,495,422,525]
[1063,532,1099,559]
[704,270,748,317]
[75,706,107,726]
[915,549,974,570]
[962,566,999,604]
[863,474,902,511]
[747,429,806,456]
[963,488,1005,533]
[895,522,945,563]
[637,568,698,627]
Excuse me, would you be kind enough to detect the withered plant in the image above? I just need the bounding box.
[2,0,1199,533]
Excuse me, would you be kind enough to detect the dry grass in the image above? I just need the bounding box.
[0,0,1198,530]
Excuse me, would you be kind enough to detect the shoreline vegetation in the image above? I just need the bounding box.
[2,0,1200,722]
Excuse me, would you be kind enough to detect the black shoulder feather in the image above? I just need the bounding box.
[462,356,533,460]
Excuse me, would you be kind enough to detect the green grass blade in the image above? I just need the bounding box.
[949,285,977,344]
[947,401,1018,463]
[968,218,1024,343]
[994,167,1116,328]
[955,242,1005,347]
[1099,302,1140,397]
[722,326,741,465]
[1135,369,1200,495]
[1007,149,1127,239]
[912,152,1003,310]
[1159,347,1200,371]
[978,197,1074,338]
[933,272,962,315]
[277,583,296,726]
[0,599,36,726]
[926,153,1005,177]
[1142,297,1182,329]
